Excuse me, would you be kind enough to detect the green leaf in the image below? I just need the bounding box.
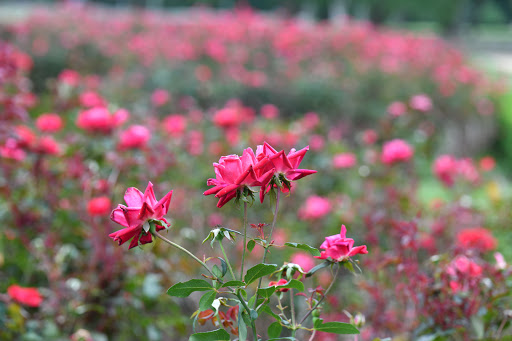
[212,265,223,279]
[268,322,282,338]
[244,263,278,285]
[276,279,304,292]
[167,279,212,297]
[343,261,355,273]
[313,320,360,334]
[188,329,230,341]
[260,305,284,323]
[198,290,216,312]
[247,240,256,252]
[306,261,331,278]
[284,242,321,257]
[238,304,248,341]
[221,280,245,288]
[217,257,228,278]
[257,286,276,299]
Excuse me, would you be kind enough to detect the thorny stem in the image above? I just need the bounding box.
[240,202,248,281]
[153,231,214,278]
[219,240,236,281]
[299,263,340,325]
[254,189,281,308]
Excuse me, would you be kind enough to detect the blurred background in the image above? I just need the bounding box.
[1,0,512,340]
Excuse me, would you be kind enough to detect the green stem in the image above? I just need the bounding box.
[235,291,258,341]
[290,289,297,330]
[299,263,340,325]
[254,189,281,308]
[219,241,236,281]
[240,201,248,281]
[153,231,214,278]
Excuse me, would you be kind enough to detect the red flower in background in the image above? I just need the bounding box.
[109,182,172,249]
[316,225,368,262]
[88,196,111,216]
[456,227,497,253]
[268,279,289,292]
[7,285,43,307]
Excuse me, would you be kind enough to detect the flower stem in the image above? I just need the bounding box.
[254,189,280,308]
[219,241,236,281]
[290,289,297,333]
[235,290,258,341]
[299,263,340,325]
[153,231,214,277]
[240,202,248,281]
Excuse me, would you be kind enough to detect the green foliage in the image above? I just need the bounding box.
[313,319,360,334]
[167,280,213,298]
[244,264,278,285]
[189,329,231,341]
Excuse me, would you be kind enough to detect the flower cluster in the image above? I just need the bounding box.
[204,142,316,207]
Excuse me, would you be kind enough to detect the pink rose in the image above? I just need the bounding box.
[387,101,407,117]
[109,182,172,249]
[118,125,150,150]
[299,196,331,220]
[163,114,187,136]
[204,148,275,208]
[332,153,357,169]
[151,89,170,107]
[76,107,115,133]
[409,94,432,112]
[36,113,63,133]
[381,139,414,165]
[291,252,315,272]
[315,225,368,262]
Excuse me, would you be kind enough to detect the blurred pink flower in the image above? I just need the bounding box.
[109,182,172,249]
[409,94,432,112]
[299,195,331,220]
[309,134,325,151]
[315,225,368,262]
[291,252,315,272]
[36,136,61,155]
[261,104,279,119]
[381,139,414,165]
[387,101,407,117]
[479,156,496,172]
[76,107,117,133]
[88,196,112,216]
[151,89,170,107]
[163,114,187,136]
[332,153,357,169]
[456,227,497,252]
[362,129,378,145]
[433,155,458,187]
[36,113,63,133]
[118,125,150,150]
[79,91,106,108]
[58,69,80,86]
